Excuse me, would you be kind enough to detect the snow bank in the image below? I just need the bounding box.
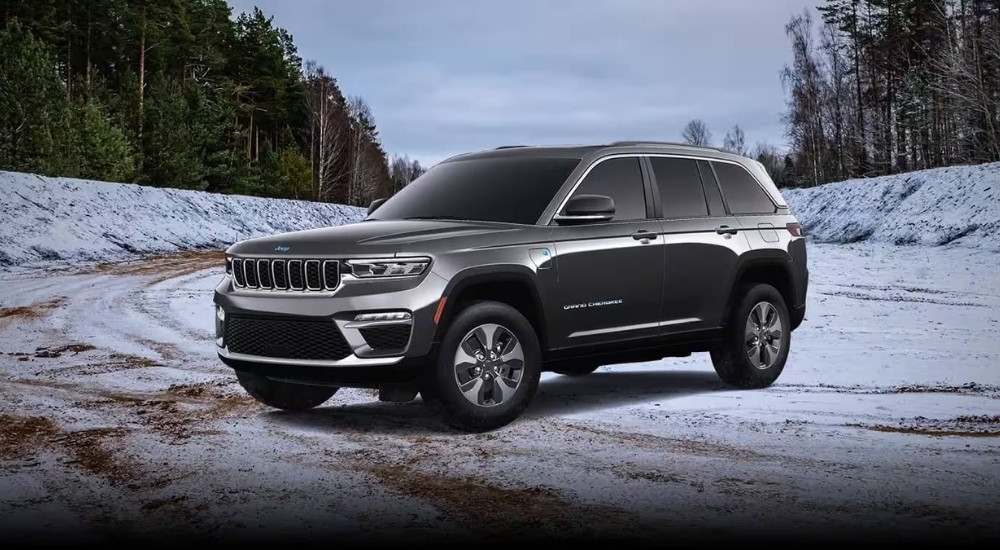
[783,162,1000,249]
[0,171,365,267]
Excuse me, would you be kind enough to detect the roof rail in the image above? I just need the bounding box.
[495,145,528,150]
[607,140,725,152]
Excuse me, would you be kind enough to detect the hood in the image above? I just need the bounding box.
[226,219,531,257]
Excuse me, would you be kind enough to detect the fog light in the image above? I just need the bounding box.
[354,311,411,323]
[215,305,226,346]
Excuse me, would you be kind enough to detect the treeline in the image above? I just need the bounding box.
[0,0,423,204]
[681,119,796,188]
[782,0,1000,187]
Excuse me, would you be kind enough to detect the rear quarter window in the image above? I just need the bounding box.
[712,161,777,215]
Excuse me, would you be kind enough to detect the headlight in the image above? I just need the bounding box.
[225,257,232,274]
[347,258,430,278]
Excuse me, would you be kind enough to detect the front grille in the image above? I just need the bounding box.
[225,316,352,361]
[360,325,411,351]
[305,260,322,290]
[231,257,340,293]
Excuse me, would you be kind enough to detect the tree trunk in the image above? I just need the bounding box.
[138,9,146,118]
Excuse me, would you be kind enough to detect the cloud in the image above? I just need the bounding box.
[229,0,815,166]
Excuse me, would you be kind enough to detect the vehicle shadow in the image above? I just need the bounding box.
[266,368,727,435]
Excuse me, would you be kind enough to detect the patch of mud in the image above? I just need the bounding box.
[89,250,223,283]
[0,297,66,321]
[370,464,635,536]
[46,353,162,375]
[31,343,97,358]
[0,414,60,460]
[853,415,1000,437]
[0,414,140,484]
[53,427,136,482]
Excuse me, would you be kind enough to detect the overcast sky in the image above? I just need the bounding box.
[228,0,816,166]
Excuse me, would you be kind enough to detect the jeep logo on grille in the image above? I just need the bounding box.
[274,246,290,252]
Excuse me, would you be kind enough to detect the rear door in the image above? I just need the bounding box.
[647,156,750,333]
[548,156,664,349]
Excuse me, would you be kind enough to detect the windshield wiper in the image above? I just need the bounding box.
[402,215,467,221]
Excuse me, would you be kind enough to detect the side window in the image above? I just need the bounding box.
[648,157,708,219]
[712,161,777,215]
[697,160,726,216]
[568,157,647,221]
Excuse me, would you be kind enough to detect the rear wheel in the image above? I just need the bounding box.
[235,371,338,411]
[710,283,790,389]
[427,301,541,432]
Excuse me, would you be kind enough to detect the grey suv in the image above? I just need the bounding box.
[214,142,808,431]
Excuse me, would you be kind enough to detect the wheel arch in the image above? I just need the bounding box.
[724,252,800,330]
[434,266,548,349]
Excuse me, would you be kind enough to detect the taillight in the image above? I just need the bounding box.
[786,222,803,237]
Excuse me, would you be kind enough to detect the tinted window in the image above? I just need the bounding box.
[697,160,726,216]
[648,157,708,219]
[712,161,777,214]
[567,157,646,221]
[370,156,580,225]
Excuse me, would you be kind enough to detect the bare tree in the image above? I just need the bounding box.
[347,95,380,206]
[304,63,350,202]
[722,124,748,156]
[681,119,713,146]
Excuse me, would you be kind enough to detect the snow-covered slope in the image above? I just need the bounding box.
[783,162,1000,249]
[0,171,365,267]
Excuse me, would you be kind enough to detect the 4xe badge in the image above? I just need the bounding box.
[273,246,291,252]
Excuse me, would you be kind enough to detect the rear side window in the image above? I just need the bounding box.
[569,157,647,221]
[648,157,708,219]
[697,160,726,216]
[712,161,777,215]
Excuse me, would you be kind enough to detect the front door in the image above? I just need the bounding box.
[548,156,664,349]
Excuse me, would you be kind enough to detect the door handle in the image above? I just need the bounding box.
[632,230,654,242]
[715,225,739,235]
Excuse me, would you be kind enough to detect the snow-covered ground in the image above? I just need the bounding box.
[1,243,998,541]
[0,171,365,268]
[783,161,1000,250]
[1,167,999,541]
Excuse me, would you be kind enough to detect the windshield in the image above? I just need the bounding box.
[369,156,581,225]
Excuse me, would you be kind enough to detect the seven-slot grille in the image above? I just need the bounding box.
[231,258,339,291]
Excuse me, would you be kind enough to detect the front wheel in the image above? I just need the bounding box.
[427,301,541,432]
[710,283,790,389]
[236,371,338,411]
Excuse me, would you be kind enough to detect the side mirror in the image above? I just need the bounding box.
[367,198,387,215]
[554,194,615,224]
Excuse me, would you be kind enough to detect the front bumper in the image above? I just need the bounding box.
[213,269,448,369]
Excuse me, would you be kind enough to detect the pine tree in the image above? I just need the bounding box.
[0,21,74,176]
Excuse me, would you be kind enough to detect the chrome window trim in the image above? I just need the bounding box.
[546,152,779,225]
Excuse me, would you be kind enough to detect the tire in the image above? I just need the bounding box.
[710,283,790,389]
[235,371,338,411]
[552,364,600,377]
[428,301,541,432]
